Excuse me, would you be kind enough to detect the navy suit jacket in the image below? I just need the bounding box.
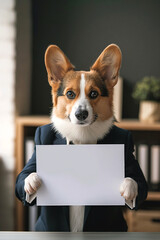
[15,124,148,232]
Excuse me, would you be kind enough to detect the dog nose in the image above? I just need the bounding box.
[75,109,88,121]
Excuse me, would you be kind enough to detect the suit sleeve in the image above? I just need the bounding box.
[15,127,41,206]
[125,131,148,209]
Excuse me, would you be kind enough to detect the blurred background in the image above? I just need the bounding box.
[0,0,160,231]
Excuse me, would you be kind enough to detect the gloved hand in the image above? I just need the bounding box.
[24,172,41,195]
[120,177,138,201]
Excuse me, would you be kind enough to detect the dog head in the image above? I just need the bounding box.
[45,44,122,143]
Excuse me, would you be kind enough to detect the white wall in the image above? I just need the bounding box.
[0,0,16,171]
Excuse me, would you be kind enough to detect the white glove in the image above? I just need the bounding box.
[24,172,41,203]
[120,177,138,209]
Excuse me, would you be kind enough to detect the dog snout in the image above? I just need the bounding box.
[75,109,88,121]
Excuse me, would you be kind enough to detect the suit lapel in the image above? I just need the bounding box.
[53,131,67,145]
[84,206,91,226]
[63,206,70,231]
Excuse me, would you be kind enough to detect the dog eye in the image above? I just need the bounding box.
[89,90,99,99]
[66,91,76,99]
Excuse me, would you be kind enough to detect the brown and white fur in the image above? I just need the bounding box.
[24,45,138,229]
[45,44,121,144]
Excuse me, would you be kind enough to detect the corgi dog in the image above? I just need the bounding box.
[45,44,121,144]
[24,45,138,231]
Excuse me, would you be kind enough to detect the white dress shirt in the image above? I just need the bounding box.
[69,206,85,232]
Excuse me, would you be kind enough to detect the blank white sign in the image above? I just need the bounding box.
[36,144,125,206]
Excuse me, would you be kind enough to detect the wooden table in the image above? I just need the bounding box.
[0,232,160,240]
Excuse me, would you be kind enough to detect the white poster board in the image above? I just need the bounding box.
[37,144,124,206]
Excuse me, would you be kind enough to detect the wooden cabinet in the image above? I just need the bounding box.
[15,116,160,231]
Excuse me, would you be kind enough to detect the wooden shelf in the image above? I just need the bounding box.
[16,115,50,126]
[147,192,160,201]
[115,120,160,131]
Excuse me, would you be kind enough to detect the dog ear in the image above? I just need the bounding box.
[45,45,74,86]
[91,44,122,88]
